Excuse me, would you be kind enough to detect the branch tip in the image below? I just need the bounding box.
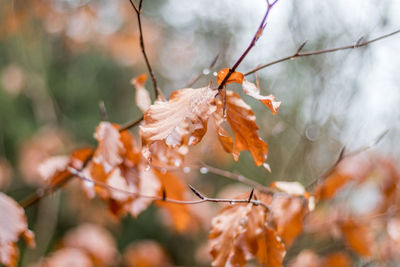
[248,188,254,203]
[188,185,205,200]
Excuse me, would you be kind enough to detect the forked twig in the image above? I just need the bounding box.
[217,0,280,90]
[68,167,269,209]
[245,29,400,76]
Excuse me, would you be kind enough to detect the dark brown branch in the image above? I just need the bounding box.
[68,167,269,209]
[119,115,144,132]
[129,0,163,99]
[245,29,400,76]
[217,0,280,90]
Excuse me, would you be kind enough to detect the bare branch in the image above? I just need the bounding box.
[129,0,163,99]
[245,29,400,76]
[218,0,280,90]
[69,167,269,209]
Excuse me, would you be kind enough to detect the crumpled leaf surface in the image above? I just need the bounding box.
[209,193,285,267]
[0,193,35,267]
[140,86,217,148]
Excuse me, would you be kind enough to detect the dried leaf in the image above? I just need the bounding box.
[271,181,306,196]
[38,155,70,183]
[62,224,117,266]
[140,86,217,148]
[93,122,124,173]
[0,193,35,267]
[271,196,308,247]
[321,252,351,267]
[217,68,244,86]
[216,91,268,166]
[123,240,172,267]
[242,79,281,114]
[340,219,372,257]
[132,73,151,113]
[155,170,191,232]
[209,194,285,267]
[33,248,92,267]
[288,250,321,267]
[314,173,352,201]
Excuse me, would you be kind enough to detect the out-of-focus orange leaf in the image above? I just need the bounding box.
[32,248,92,267]
[123,240,172,267]
[340,219,372,257]
[140,86,217,149]
[62,224,117,266]
[321,252,351,267]
[271,196,308,247]
[242,79,281,114]
[209,193,285,267]
[314,172,352,201]
[216,68,244,86]
[216,91,268,166]
[288,250,321,267]
[0,193,35,267]
[132,73,151,113]
[155,170,192,232]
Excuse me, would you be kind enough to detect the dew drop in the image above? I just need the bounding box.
[161,168,167,174]
[183,166,191,173]
[263,163,271,173]
[145,164,151,171]
[230,201,235,205]
[213,71,218,76]
[202,68,210,75]
[200,167,208,174]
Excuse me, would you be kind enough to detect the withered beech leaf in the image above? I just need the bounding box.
[62,223,117,266]
[271,196,308,247]
[0,193,35,267]
[140,86,217,148]
[209,193,285,267]
[216,91,268,166]
[154,170,192,232]
[242,79,281,114]
[132,73,151,113]
[93,122,124,173]
[216,68,244,86]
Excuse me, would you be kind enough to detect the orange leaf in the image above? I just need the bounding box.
[154,170,191,232]
[321,252,351,267]
[216,91,268,166]
[242,79,281,114]
[131,73,151,113]
[271,196,308,247]
[314,172,352,201]
[216,68,244,86]
[0,193,35,267]
[340,219,373,257]
[209,193,285,267]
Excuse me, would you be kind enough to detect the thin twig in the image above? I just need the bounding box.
[245,29,400,76]
[306,129,389,190]
[68,167,269,209]
[98,100,108,121]
[185,53,220,88]
[129,0,163,99]
[119,115,144,132]
[217,0,280,90]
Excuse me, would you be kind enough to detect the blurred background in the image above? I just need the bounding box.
[1,0,400,266]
